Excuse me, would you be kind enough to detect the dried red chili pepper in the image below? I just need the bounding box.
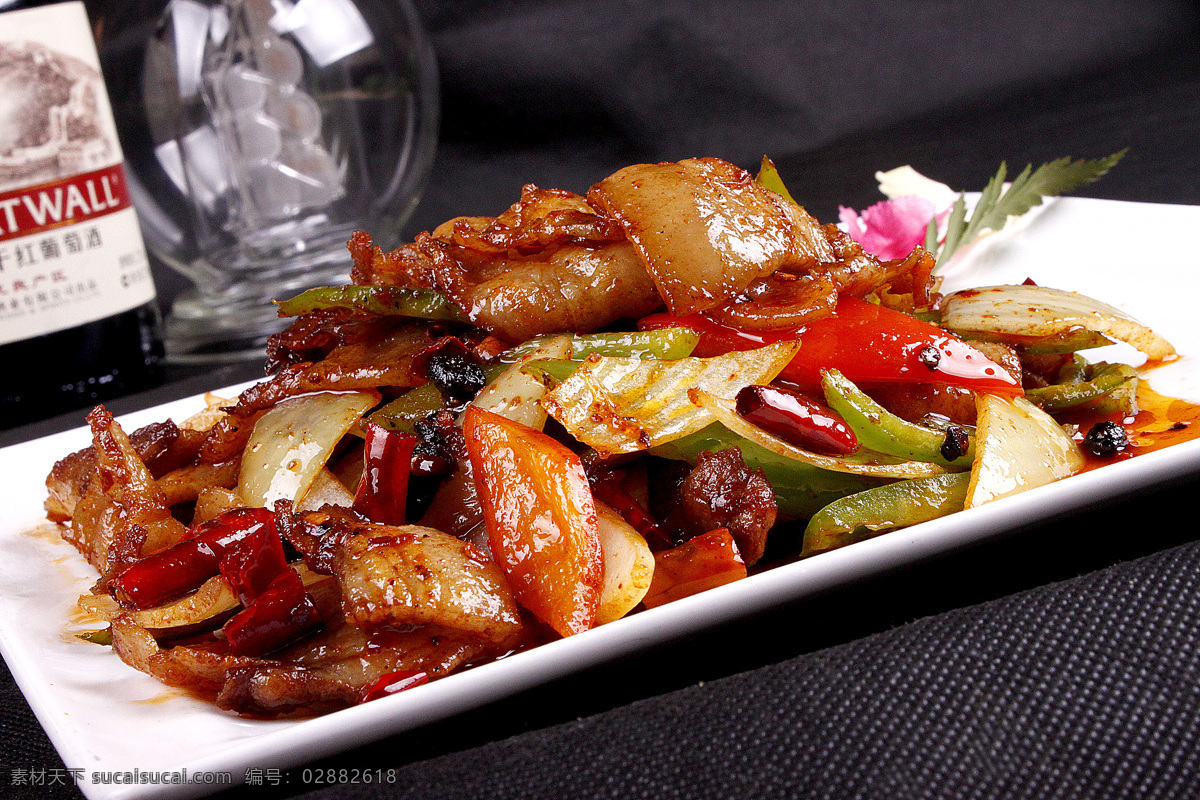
[110,507,277,609]
[735,384,859,455]
[223,567,321,656]
[358,670,429,703]
[218,518,289,607]
[590,479,673,550]
[353,421,419,525]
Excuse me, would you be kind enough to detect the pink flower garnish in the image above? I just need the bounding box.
[839,195,939,261]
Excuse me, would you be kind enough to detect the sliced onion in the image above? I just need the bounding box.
[298,468,356,511]
[238,391,380,508]
[941,284,1175,361]
[179,393,236,432]
[130,565,330,633]
[542,342,800,455]
[468,334,571,429]
[594,501,655,625]
[966,393,1083,508]
[693,389,949,479]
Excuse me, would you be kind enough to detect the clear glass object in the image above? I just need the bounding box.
[96,0,439,362]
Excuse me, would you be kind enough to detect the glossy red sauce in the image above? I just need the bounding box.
[1061,381,1200,472]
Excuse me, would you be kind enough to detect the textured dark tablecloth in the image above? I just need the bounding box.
[3,2,1200,798]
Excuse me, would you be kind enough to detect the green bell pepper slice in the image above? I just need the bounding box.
[520,359,580,385]
[956,328,1115,354]
[276,285,467,321]
[516,329,702,386]
[367,383,447,434]
[78,628,114,646]
[821,369,973,468]
[502,328,701,363]
[802,472,971,556]
[1026,360,1138,414]
[754,156,799,205]
[652,423,885,519]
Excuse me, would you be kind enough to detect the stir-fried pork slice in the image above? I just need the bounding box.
[354,185,625,287]
[334,525,525,645]
[46,420,207,522]
[110,615,350,717]
[281,508,524,638]
[447,241,661,343]
[64,407,188,577]
[217,621,502,716]
[868,383,978,427]
[373,234,660,344]
[193,487,245,524]
[195,322,437,464]
[265,307,404,372]
[430,184,625,254]
[677,448,777,566]
[111,554,509,718]
[46,448,97,524]
[275,503,360,574]
[588,157,837,317]
[111,616,271,695]
[233,322,437,416]
[866,342,1022,426]
[355,186,662,343]
[156,461,240,508]
[711,236,938,330]
[350,158,936,341]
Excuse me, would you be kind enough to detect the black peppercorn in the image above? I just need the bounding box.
[1082,420,1129,456]
[940,425,970,461]
[918,346,941,370]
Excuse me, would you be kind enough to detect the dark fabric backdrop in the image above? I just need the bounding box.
[401,0,1199,231]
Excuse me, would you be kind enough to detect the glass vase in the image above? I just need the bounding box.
[96,0,439,361]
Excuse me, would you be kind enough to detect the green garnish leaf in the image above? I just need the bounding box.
[935,149,1126,267]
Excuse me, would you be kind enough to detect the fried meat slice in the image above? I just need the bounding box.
[217,621,501,716]
[333,525,525,646]
[356,186,662,343]
[64,407,188,577]
[677,448,777,566]
[196,322,437,464]
[588,157,837,317]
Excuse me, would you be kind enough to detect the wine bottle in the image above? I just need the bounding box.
[0,0,163,431]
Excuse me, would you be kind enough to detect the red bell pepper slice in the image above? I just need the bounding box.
[463,406,603,637]
[639,297,1022,396]
[353,421,418,525]
[781,297,1022,394]
[110,507,277,609]
[641,528,747,608]
[638,310,795,358]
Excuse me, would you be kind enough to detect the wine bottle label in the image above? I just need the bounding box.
[0,1,157,347]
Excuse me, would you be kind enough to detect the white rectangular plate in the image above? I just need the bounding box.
[2,196,1199,800]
